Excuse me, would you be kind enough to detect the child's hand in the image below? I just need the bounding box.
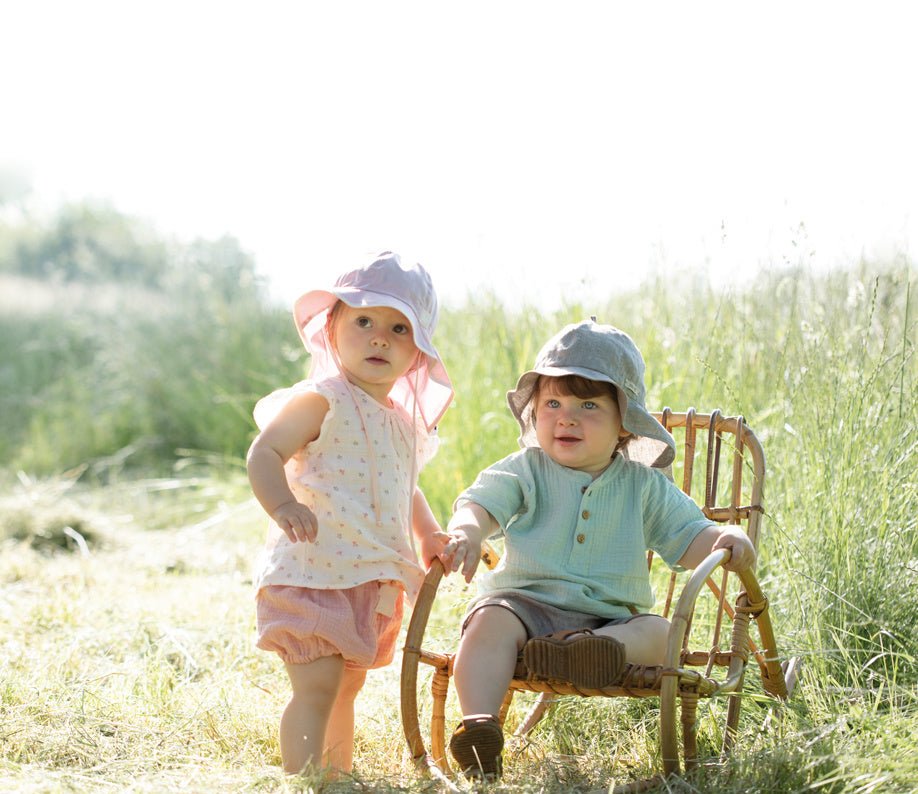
[272,501,318,543]
[442,527,483,583]
[712,526,756,571]
[418,530,452,571]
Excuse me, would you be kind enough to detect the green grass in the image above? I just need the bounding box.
[1,260,916,791]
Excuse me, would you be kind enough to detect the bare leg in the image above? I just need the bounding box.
[454,606,527,717]
[323,666,367,772]
[281,656,344,774]
[593,615,671,665]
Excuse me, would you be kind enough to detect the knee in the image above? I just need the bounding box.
[617,615,672,666]
[291,680,339,711]
[643,616,672,660]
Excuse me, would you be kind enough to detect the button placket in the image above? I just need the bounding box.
[570,479,592,552]
[577,490,591,543]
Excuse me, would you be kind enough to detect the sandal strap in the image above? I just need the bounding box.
[457,713,499,729]
[539,627,596,642]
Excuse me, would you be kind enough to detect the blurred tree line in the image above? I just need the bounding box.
[0,201,304,478]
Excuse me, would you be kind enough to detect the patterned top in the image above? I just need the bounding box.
[456,448,712,619]
[252,375,438,602]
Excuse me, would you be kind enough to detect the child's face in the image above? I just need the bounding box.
[534,377,628,476]
[331,304,419,400]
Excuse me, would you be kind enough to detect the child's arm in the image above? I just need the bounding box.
[677,524,756,572]
[246,391,329,543]
[443,502,499,583]
[412,488,452,571]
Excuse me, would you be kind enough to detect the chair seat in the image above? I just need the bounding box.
[510,661,720,698]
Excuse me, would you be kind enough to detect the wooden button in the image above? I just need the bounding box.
[576,533,586,543]
[582,510,590,519]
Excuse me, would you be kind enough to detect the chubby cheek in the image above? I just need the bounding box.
[398,345,421,370]
[533,417,552,447]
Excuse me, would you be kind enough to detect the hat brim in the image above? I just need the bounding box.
[294,287,438,360]
[507,366,675,469]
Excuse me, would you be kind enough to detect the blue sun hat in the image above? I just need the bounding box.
[507,319,675,468]
[292,251,453,431]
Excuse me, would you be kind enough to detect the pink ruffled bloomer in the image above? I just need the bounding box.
[256,580,404,669]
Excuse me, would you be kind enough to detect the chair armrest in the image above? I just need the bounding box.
[401,558,447,762]
[663,548,787,699]
[664,548,732,677]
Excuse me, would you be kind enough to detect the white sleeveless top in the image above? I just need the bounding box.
[252,375,438,603]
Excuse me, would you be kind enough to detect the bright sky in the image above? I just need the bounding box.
[3,1,915,309]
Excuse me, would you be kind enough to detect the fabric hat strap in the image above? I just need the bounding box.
[331,345,383,529]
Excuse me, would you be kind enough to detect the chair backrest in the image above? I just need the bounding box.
[650,409,766,675]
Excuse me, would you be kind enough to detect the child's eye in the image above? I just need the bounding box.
[393,323,410,335]
[356,316,372,328]
[546,399,561,409]
[583,401,597,409]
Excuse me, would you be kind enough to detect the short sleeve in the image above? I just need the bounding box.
[453,452,530,534]
[642,468,712,568]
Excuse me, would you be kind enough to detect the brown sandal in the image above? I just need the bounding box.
[448,713,504,779]
[523,629,626,689]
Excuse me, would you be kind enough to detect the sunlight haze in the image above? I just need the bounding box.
[3,1,915,309]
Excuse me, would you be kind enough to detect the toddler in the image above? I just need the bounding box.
[247,252,454,774]
[442,319,754,778]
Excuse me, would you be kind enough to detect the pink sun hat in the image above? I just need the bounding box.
[293,251,454,430]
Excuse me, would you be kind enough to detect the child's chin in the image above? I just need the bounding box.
[547,451,584,469]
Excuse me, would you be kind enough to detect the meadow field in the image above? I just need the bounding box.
[1,256,915,792]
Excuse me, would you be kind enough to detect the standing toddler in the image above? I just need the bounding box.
[247,252,454,774]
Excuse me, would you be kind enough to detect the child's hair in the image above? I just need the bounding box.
[324,300,351,348]
[535,373,616,402]
[326,299,345,327]
[531,374,633,455]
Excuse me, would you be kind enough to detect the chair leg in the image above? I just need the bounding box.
[659,675,680,775]
[783,657,802,698]
[430,668,451,772]
[723,675,744,754]
[514,692,559,737]
[497,688,515,727]
[681,692,699,771]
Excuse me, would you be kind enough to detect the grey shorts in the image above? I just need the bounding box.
[461,590,649,640]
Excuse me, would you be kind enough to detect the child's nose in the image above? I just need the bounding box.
[370,332,390,347]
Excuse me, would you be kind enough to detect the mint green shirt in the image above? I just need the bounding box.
[457,448,713,619]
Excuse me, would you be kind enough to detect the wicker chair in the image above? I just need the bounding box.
[401,409,798,785]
